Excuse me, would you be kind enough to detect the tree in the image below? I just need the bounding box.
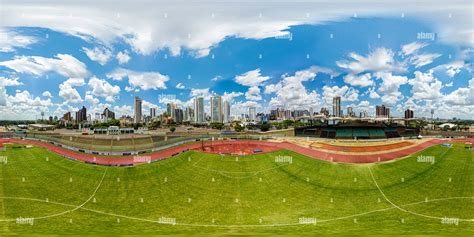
[260,122,271,132]
[234,122,244,132]
[210,122,224,130]
[169,127,176,133]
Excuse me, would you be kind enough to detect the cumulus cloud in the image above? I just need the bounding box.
[58,78,85,103]
[0,77,22,87]
[0,29,38,52]
[336,48,405,74]
[175,83,185,89]
[245,86,262,101]
[82,46,112,65]
[0,89,53,119]
[408,70,443,101]
[343,73,374,87]
[0,54,88,78]
[409,53,441,68]
[265,66,328,109]
[222,91,243,102]
[235,68,270,87]
[400,41,427,56]
[42,91,52,98]
[322,85,359,104]
[107,68,169,91]
[374,72,408,105]
[116,50,131,64]
[190,88,212,98]
[2,1,471,58]
[88,77,120,102]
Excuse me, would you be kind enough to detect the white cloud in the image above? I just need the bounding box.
[0,89,53,119]
[85,93,99,105]
[409,53,441,68]
[445,61,464,77]
[322,85,359,104]
[235,68,270,87]
[367,87,381,99]
[336,48,405,74]
[0,54,88,78]
[0,29,38,52]
[175,83,185,89]
[107,68,169,91]
[245,86,262,101]
[211,75,223,81]
[113,105,133,117]
[116,50,131,64]
[58,78,85,103]
[2,1,471,59]
[374,72,408,105]
[400,42,427,56]
[190,88,211,98]
[0,77,23,87]
[343,73,373,87]
[88,77,120,102]
[265,66,328,109]
[222,91,243,102]
[42,91,52,98]
[408,70,443,101]
[82,46,112,65]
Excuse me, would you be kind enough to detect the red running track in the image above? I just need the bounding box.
[0,138,472,165]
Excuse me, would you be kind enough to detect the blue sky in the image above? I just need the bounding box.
[0,0,472,120]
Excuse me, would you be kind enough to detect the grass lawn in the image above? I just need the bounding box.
[0,142,472,236]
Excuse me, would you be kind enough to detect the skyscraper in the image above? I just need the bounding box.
[75,106,87,123]
[194,97,204,124]
[134,96,142,123]
[332,96,341,117]
[404,109,414,119]
[102,107,115,121]
[223,100,230,123]
[166,103,176,119]
[150,108,156,118]
[249,106,256,121]
[376,105,390,118]
[210,96,223,122]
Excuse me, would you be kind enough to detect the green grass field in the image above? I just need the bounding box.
[0,142,472,236]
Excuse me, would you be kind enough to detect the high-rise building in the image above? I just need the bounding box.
[134,96,142,123]
[210,96,223,122]
[63,112,72,122]
[404,109,414,119]
[184,106,194,122]
[249,106,256,121]
[376,105,390,118]
[320,107,329,117]
[332,96,341,117]
[102,107,115,121]
[223,100,230,123]
[75,106,87,123]
[359,111,368,118]
[166,103,177,119]
[175,108,184,123]
[150,108,156,118]
[347,107,355,117]
[194,97,205,124]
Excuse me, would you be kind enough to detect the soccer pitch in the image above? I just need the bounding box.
[0,143,472,235]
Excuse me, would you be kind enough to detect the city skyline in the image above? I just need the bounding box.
[0,1,473,120]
